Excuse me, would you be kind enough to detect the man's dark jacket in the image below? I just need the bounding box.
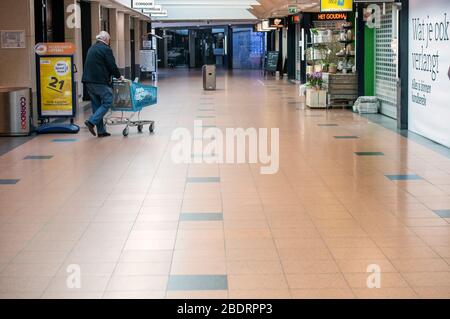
[82,41,121,85]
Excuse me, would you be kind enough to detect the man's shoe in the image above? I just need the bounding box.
[85,120,96,136]
[98,132,111,138]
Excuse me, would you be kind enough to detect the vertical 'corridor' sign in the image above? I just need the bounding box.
[409,0,450,148]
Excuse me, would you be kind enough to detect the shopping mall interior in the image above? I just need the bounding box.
[0,0,449,301]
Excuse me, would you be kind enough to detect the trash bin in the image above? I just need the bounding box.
[202,65,216,91]
[0,87,32,136]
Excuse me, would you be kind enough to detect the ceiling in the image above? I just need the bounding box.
[117,0,321,23]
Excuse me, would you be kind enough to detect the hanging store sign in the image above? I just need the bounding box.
[34,42,76,55]
[149,10,168,18]
[314,12,348,21]
[142,5,162,14]
[291,15,301,24]
[320,0,353,12]
[269,18,286,28]
[132,0,155,10]
[408,0,450,148]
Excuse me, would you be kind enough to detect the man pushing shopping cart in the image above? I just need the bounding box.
[82,31,156,137]
[82,31,123,137]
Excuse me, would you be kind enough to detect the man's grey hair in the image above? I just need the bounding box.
[96,31,111,44]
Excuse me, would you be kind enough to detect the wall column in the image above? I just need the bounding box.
[133,18,142,78]
[109,8,119,61]
[64,0,83,103]
[124,14,131,78]
[0,0,37,124]
[90,1,101,44]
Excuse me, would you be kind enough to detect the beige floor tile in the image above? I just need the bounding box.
[282,260,340,274]
[278,247,333,260]
[413,287,450,299]
[402,272,450,287]
[45,275,110,293]
[390,258,450,272]
[228,274,288,290]
[0,263,61,277]
[103,291,166,299]
[228,290,291,299]
[114,262,171,276]
[0,276,52,293]
[286,274,349,289]
[343,272,408,288]
[227,261,283,275]
[337,259,397,273]
[290,288,355,299]
[106,275,168,291]
[381,246,440,259]
[170,260,226,275]
[352,287,418,299]
[119,250,173,263]
[124,239,175,251]
[41,291,103,299]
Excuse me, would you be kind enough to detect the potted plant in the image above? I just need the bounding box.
[329,63,337,74]
[306,72,323,90]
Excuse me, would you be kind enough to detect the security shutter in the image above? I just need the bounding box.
[295,24,301,81]
[375,3,398,119]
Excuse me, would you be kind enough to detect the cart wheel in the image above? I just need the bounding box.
[149,123,155,133]
[123,127,129,137]
[137,124,143,133]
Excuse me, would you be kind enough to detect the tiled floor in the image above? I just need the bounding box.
[0,69,449,299]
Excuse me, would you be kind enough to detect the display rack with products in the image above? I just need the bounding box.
[304,16,358,109]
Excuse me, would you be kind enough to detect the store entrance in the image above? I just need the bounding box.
[374,3,400,119]
[34,0,65,43]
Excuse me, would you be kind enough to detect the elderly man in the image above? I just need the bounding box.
[82,31,124,137]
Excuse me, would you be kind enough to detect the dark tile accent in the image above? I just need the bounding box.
[167,275,228,291]
[180,213,223,221]
[186,177,220,183]
[52,138,77,142]
[318,124,339,127]
[385,174,422,181]
[24,155,53,160]
[0,136,36,156]
[334,136,359,139]
[355,152,384,156]
[356,112,450,159]
[0,179,20,185]
[433,210,450,218]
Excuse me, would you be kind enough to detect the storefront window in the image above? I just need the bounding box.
[232,27,265,69]
[167,29,189,67]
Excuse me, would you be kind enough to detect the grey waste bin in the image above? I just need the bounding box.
[0,87,32,136]
[202,65,216,91]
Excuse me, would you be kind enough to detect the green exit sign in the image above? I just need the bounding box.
[288,7,298,14]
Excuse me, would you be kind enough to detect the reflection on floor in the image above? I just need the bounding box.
[0,69,449,299]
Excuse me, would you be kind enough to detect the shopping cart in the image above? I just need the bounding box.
[106,79,157,136]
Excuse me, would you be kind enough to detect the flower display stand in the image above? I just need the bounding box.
[306,88,327,109]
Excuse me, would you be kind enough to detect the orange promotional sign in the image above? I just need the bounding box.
[34,42,76,56]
